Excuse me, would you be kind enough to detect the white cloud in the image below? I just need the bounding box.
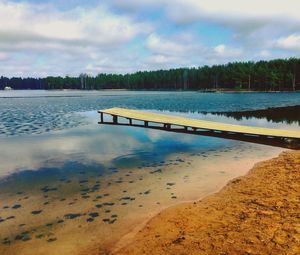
[214,44,242,58]
[147,54,171,64]
[0,52,8,61]
[146,33,191,56]
[0,0,153,77]
[111,0,300,64]
[259,50,271,57]
[0,0,299,77]
[111,0,162,11]
[113,0,300,28]
[145,33,246,69]
[214,44,225,54]
[275,34,300,51]
[156,0,300,26]
[0,1,150,46]
[163,0,300,54]
[144,33,206,68]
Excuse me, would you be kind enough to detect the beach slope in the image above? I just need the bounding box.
[115,150,300,255]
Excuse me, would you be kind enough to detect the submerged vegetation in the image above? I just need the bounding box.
[1,58,300,91]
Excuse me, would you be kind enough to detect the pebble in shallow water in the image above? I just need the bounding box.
[64,213,82,219]
[31,210,42,215]
[12,204,22,209]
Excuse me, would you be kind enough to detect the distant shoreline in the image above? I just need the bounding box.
[115,150,300,254]
[1,88,299,92]
[1,58,300,91]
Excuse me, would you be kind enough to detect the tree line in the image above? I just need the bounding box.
[1,58,299,91]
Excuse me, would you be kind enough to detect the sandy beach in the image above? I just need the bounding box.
[115,150,300,255]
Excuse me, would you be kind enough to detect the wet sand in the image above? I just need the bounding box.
[115,150,300,255]
[0,143,282,255]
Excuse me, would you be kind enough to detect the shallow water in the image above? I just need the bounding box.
[0,91,299,254]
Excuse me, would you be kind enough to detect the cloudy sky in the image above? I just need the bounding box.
[1,0,300,77]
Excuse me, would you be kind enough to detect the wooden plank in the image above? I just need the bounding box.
[98,108,300,139]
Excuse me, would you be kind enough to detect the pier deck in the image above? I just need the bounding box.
[98,108,300,149]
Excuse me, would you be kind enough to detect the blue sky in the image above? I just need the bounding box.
[0,0,300,77]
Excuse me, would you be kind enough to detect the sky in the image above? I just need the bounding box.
[0,0,300,77]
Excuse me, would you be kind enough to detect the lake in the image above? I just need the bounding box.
[0,90,299,255]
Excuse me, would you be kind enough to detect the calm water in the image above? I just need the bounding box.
[0,90,299,254]
[0,90,299,136]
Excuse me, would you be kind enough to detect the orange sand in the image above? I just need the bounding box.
[115,150,300,255]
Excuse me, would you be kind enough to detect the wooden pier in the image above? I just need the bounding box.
[98,108,300,149]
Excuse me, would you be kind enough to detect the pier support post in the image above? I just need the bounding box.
[164,124,170,130]
[113,115,118,124]
[129,118,132,125]
[144,121,148,127]
[100,112,103,123]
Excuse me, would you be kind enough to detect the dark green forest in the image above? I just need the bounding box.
[1,58,300,91]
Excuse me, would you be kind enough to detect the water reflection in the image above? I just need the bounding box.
[1,108,300,180]
[209,105,300,125]
[0,160,106,194]
[0,113,233,179]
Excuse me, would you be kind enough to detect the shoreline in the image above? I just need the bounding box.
[114,149,300,254]
[1,89,299,93]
